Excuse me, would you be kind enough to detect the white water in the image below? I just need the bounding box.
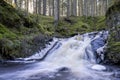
[0,31,114,80]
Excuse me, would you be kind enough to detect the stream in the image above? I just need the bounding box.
[0,31,120,80]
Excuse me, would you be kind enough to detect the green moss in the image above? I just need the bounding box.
[0,4,21,28]
[96,16,106,30]
[106,1,120,17]
[0,24,17,39]
[0,38,14,59]
[107,42,120,63]
[0,33,3,39]
[53,16,106,37]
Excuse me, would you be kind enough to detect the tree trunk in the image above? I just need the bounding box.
[54,0,60,26]
[52,0,54,16]
[67,0,71,17]
[43,0,47,15]
[25,0,29,15]
[83,0,87,16]
[91,0,95,17]
[14,0,18,8]
[94,0,97,16]
[48,0,52,16]
[38,0,41,14]
[72,0,77,16]
[78,0,82,16]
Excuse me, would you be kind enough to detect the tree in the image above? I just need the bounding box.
[43,0,47,15]
[54,0,60,26]
[48,0,52,16]
[67,0,71,17]
[78,0,82,16]
[83,0,87,16]
[5,0,110,17]
[38,0,41,14]
[14,0,18,7]
[72,0,77,16]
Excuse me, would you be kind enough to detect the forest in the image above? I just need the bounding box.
[0,0,120,80]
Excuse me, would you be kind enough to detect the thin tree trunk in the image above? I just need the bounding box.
[14,0,18,8]
[52,0,54,16]
[72,0,77,16]
[78,0,82,16]
[67,0,71,17]
[25,0,29,15]
[54,0,60,26]
[83,0,87,16]
[38,0,41,14]
[43,0,47,15]
[48,0,51,16]
[91,0,95,17]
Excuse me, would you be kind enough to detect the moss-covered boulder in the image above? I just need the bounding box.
[106,1,120,41]
[106,1,120,64]
[106,42,120,64]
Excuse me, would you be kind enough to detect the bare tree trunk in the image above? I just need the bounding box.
[19,0,23,10]
[14,0,18,8]
[43,0,47,15]
[87,0,90,16]
[33,0,36,14]
[83,0,87,16]
[38,0,41,14]
[91,0,95,17]
[27,0,29,13]
[52,0,54,16]
[72,0,77,16]
[25,0,29,15]
[61,0,64,16]
[81,0,84,16]
[48,0,51,16]
[49,0,54,16]
[54,0,60,26]
[94,0,97,16]
[78,0,82,16]
[67,0,71,17]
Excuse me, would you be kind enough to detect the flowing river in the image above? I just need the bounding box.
[0,31,120,80]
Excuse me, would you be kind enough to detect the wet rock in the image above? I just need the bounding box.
[58,67,70,72]
[91,33,106,63]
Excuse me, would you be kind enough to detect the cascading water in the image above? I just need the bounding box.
[0,31,117,80]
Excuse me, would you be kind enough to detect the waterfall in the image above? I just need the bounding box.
[28,31,108,64]
[1,31,113,80]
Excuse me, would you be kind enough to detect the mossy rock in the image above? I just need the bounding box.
[106,1,120,17]
[0,38,14,60]
[106,42,120,64]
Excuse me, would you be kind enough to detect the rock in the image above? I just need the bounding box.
[105,1,120,64]
[58,67,70,72]
[75,35,82,41]
[91,64,106,71]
